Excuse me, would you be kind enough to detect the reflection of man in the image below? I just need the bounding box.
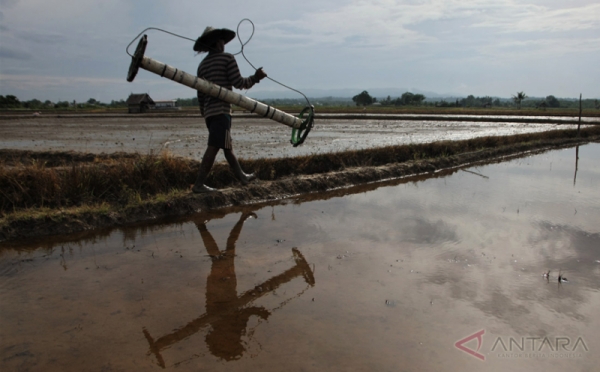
[143,212,315,367]
[192,27,267,193]
[195,212,270,360]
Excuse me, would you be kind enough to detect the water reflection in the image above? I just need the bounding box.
[142,212,315,367]
[573,145,579,186]
[316,113,600,123]
[1,143,599,371]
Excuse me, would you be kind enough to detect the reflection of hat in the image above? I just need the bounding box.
[193,27,236,52]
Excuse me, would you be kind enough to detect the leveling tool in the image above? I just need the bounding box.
[126,35,314,146]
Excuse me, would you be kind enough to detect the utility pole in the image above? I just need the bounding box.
[577,93,582,136]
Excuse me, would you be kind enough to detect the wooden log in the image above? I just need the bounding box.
[139,56,304,129]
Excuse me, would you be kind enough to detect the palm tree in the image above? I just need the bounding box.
[512,91,527,109]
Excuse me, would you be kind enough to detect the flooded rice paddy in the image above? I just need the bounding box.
[1,143,599,371]
[0,115,589,160]
[317,113,600,124]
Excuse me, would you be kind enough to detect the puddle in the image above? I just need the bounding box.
[1,144,599,371]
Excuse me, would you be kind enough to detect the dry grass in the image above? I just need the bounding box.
[1,126,599,215]
[0,152,198,213]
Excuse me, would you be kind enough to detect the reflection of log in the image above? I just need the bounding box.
[461,169,489,179]
[143,248,314,368]
[573,145,579,186]
[578,93,582,136]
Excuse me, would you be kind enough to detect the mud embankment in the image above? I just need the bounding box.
[1,125,599,243]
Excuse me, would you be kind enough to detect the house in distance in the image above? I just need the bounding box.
[154,99,181,111]
[126,93,155,113]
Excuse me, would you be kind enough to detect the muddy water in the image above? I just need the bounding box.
[318,113,600,122]
[1,144,599,371]
[0,116,588,161]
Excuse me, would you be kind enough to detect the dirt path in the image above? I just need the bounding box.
[1,132,598,244]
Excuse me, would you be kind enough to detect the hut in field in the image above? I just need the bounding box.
[126,93,155,113]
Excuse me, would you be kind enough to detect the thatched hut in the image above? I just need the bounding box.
[126,93,155,113]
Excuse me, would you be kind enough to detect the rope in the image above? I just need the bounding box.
[125,20,313,108]
[126,27,195,57]
[235,19,312,108]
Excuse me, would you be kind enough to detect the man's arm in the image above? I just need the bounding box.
[227,55,267,90]
[253,68,267,83]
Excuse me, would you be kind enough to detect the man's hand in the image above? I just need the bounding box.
[253,68,267,82]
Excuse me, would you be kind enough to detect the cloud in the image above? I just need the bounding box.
[479,37,600,61]
[262,0,440,48]
[0,46,33,60]
[2,0,133,40]
[260,0,600,51]
[0,0,18,8]
[16,30,67,44]
[473,2,600,32]
[1,0,599,100]
[0,74,125,89]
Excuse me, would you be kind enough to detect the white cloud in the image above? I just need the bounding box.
[6,0,127,25]
[486,37,600,58]
[0,0,599,100]
[0,0,18,8]
[0,74,126,89]
[15,30,68,44]
[0,46,33,60]
[473,2,600,32]
[258,0,599,52]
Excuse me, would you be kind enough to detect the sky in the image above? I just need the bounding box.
[0,0,599,102]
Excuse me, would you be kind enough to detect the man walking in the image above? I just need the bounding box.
[192,27,267,193]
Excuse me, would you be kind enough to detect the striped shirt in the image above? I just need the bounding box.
[197,52,256,118]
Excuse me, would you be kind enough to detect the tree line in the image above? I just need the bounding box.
[0,95,203,110]
[2,93,599,110]
[352,91,426,106]
[0,95,130,109]
[350,91,600,110]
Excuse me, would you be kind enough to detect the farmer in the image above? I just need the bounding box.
[191,26,267,193]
